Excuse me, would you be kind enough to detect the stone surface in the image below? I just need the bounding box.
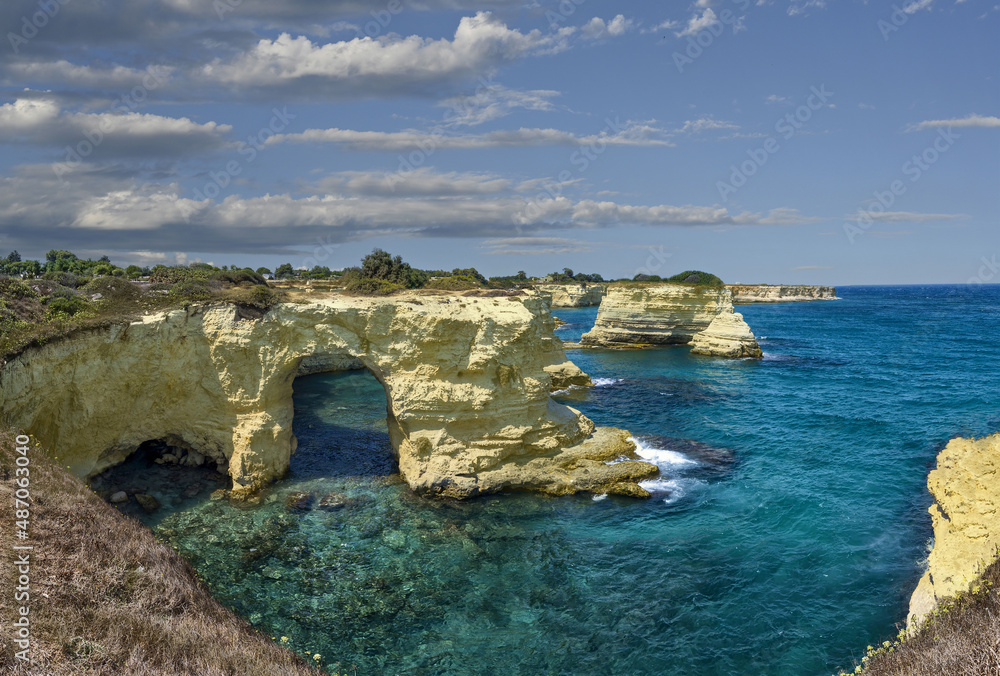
[538,284,607,307]
[581,284,762,359]
[317,492,349,510]
[109,491,128,503]
[134,493,160,512]
[726,284,837,303]
[690,311,763,359]
[1,292,655,500]
[907,433,1000,629]
[285,491,313,511]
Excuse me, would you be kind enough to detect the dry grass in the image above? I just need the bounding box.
[841,554,1000,676]
[0,430,322,675]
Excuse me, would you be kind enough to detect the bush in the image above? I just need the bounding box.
[342,275,405,296]
[425,275,483,291]
[46,296,89,318]
[170,278,219,301]
[42,271,82,288]
[211,269,267,286]
[666,270,724,286]
[0,277,39,300]
[84,277,143,303]
[222,284,278,310]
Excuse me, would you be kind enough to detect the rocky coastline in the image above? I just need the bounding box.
[0,292,657,500]
[726,284,837,303]
[580,284,763,358]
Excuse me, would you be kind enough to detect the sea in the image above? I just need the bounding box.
[118,284,1000,675]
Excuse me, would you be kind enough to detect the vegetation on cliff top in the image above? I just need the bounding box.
[836,550,1000,676]
[0,256,279,362]
[631,270,725,286]
[0,430,325,675]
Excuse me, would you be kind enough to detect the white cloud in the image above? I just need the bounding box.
[438,85,560,126]
[676,9,719,37]
[265,121,673,150]
[907,113,1000,131]
[0,97,232,157]
[196,13,581,94]
[766,95,790,105]
[846,210,969,222]
[902,0,934,14]
[581,15,634,38]
[678,117,739,134]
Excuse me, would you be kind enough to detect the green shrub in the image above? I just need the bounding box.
[211,269,267,286]
[84,277,143,302]
[42,271,82,288]
[0,277,39,300]
[342,276,405,296]
[45,296,89,318]
[666,270,724,286]
[425,275,482,291]
[170,278,219,301]
[222,284,278,310]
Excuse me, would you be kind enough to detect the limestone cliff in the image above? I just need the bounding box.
[580,284,762,358]
[0,293,657,500]
[726,284,837,303]
[538,284,607,307]
[908,433,1000,629]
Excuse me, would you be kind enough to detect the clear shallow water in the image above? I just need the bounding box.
[134,285,999,675]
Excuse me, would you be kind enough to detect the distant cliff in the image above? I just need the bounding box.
[0,293,657,500]
[538,284,607,307]
[581,284,762,358]
[727,284,837,303]
[908,433,1000,629]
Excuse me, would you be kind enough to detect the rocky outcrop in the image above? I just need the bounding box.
[581,284,762,358]
[539,284,607,307]
[690,311,763,358]
[907,433,1000,629]
[0,293,657,500]
[726,284,837,303]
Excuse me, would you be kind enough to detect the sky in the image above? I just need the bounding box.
[0,0,996,284]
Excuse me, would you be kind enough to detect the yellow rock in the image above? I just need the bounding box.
[581,283,762,358]
[726,284,837,303]
[907,433,1000,629]
[0,292,656,499]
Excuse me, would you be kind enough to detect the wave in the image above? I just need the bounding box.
[592,377,623,387]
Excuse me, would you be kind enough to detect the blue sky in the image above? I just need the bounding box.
[0,0,996,283]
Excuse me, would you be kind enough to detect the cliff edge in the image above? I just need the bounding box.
[908,433,1000,629]
[727,284,837,303]
[0,293,657,500]
[538,284,607,307]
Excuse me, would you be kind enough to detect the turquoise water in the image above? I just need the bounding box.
[139,285,1000,675]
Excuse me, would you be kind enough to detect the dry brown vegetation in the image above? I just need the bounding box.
[0,430,321,675]
[841,553,1000,676]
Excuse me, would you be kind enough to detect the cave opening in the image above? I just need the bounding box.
[289,358,398,482]
[88,436,229,520]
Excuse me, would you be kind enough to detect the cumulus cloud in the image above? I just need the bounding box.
[677,117,739,134]
[195,13,584,96]
[676,9,720,37]
[264,120,673,150]
[907,113,1000,131]
[438,85,561,126]
[0,97,232,157]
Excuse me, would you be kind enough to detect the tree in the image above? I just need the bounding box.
[562,268,574,279]
[255,267,272,277]
[125,265,143,280]
[516,270,527,281]
[98,255,111,263]
[6,251,21,263]
[359,249,424,287]
[274,263,295,279]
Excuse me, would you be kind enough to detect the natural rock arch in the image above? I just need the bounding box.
[1,294,657,499]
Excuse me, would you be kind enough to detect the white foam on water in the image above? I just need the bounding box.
[630,437,698,468]
[592,377,623,387]
[591,493,608,501]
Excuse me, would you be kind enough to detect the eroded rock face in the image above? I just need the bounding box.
[689,311,763,359]
[907,433,1000,629]
[581,284,762,358]
[0,293,656,500]
[539,284,607,307]
[726,284,837,303]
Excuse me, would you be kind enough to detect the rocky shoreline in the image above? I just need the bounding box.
[0,291,657,501]
[580,284,763,358]
[726,284,837,303]
[907,433,1000,628]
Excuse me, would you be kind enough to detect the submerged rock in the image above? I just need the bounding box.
[109,491,128,504]
[317,492,349,510]
[285,491,313,511]
[134,493,160,512]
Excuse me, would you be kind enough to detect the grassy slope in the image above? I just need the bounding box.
[840,553,1000,675]
[0,430,320,675]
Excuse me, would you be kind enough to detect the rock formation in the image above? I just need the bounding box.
[0,293,657,499]
[580,284,762,358]
[538,284,607,307]
[726,284,837,303]
[689,311,763,359]
[908,433,1000,629]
